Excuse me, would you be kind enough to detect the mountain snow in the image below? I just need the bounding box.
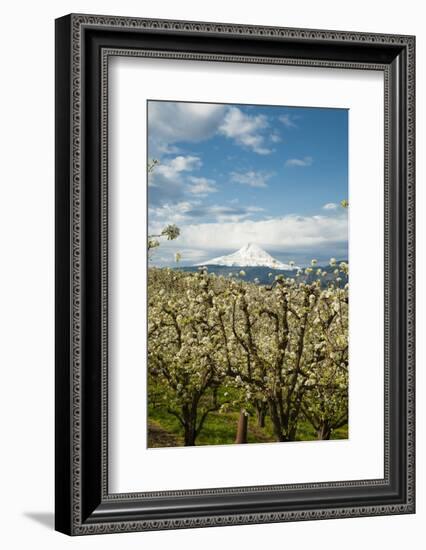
[198,243,298,270]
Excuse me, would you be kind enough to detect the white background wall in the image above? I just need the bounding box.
[0,0,423,548]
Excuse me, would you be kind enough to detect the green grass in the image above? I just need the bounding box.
[148,405,348,447]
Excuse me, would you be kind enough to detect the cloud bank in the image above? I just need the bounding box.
[150,210,348,262]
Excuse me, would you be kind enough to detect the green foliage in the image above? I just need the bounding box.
[148,405,347,447]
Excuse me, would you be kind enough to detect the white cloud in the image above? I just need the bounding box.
[149,102,275,157]
[165,213,348,253]
[219,107,272,155]
[323,202,338,210]
[148,155,202,205]
[188,177,218,196]
[230,170,272,188]
[285,156,313,167]
[149,155,201,187]
[148,101,226,149]
[148,201,196,229]
[279,114,297,128]
[150,210,349,266]
[155,155,201,178]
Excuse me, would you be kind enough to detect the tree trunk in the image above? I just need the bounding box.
[235,410,248,444]
[183,421,197,446]
[287,426,297,441]
[256,401,267,428]
[257,410,266,428]
[317,422,331,440]
[269,400,286,442]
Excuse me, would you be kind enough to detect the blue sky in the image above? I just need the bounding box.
[148,100,348,267]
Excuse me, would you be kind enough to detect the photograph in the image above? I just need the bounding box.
[52,10,415,538]
[147,100,349,447]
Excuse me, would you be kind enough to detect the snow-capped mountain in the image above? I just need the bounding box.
[197,243,298,270]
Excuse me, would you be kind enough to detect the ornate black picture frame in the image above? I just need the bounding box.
[55,13,415,535]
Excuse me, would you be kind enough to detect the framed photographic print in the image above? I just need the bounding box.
[55,14,415,535]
